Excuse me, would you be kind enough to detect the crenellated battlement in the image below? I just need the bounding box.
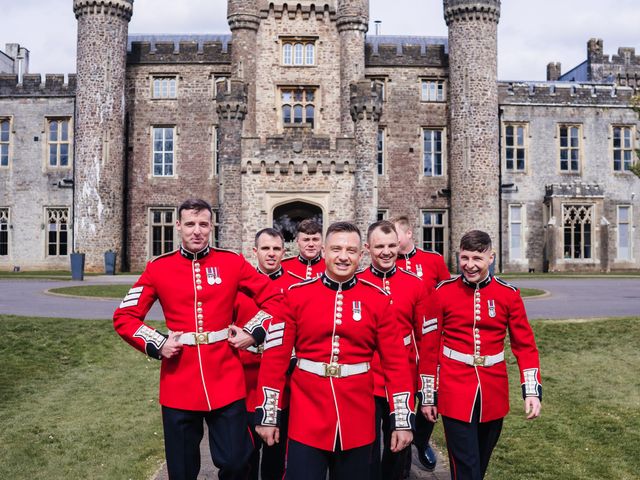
[259,2,336,21]
[127,35,232,65]
[365,35,448,67]
[443,0,500,25]
[0,74,76,96]
[499,81,637,106]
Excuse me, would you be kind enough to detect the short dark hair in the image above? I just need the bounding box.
[254,228,285,247]
[366,220,397,241]
[326,221,361,241]
[178,199,213,221]
[460,230,492,253]
[297,219,323,236]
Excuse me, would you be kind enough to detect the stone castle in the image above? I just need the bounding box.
[0,0,639,273]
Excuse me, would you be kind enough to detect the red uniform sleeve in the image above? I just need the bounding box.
[417,290,443,406]
[412,281,430,345]
[376,299,417,431]
[113,266,167,359]
[507,292,542,400]
[436,255,451,284]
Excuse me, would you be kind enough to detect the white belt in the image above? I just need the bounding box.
[179,329,228,346]
[403,334,412,347]
[297,358,370,378]
[443,346,504,367]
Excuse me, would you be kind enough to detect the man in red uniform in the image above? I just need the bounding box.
[113,199,283,480]
[392,215,450,471]
[281,218,325,280]
[255,221,415,480]
[419,230,542,480]
[235,228,299,480]
[358,220,430,480]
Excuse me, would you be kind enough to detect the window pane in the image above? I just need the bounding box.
[305,90,314,102]
[294,43,303,65]
[283,105,291,124]
[49,121,58,141]
[305,43,314,65]
[293,105,303,123]
[305,105,314,127]
[283,44,292,64]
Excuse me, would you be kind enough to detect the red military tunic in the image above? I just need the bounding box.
[418,275,542,423]
[113,245,283,412]
[357,264,428,397]
[281,254,325,281]
[235,267,299,413]
[256,274,415,451]
[396,246,450,291]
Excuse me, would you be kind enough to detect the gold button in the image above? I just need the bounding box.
[197,286,203,291]
[336,320,342,325]
[197,308,203,313]
[197,314,204,320]
[197,302,203,307]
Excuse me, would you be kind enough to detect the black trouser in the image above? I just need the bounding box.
[414,399,435,448]
[248,408,289,480]
[285,438,372,480]
[162,400,252,480]
[441,395,503,480]
[371,395,410,480]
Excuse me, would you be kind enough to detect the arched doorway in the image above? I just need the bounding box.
[273,201,323,245]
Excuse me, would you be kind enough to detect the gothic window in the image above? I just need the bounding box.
[150,208,175,256]
[423,128,444,176]
[563,204,592,259]
[152,76,177,99]
[47,118,71,168]
[504,123,527,172]
[421,79,446,102]
[46,208,69,256]
[377,128,386,175]
[612,126,634,172]
[0,208,8,256]
[152,126,175,176]
[617,205,632,260]
[281,39,316,66]
[0,118,10,167]
[559,125,581,172]
[509,204,524,260]
[281,88,315,128]
[421,210,447,255]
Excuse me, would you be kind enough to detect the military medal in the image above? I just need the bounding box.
[206,267,222,285]
[352,301,362,321]
[488,299,496,318]
[416,264,423,278]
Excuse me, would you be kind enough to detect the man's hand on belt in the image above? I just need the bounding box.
[160,331,183,358]
[227,325,256,349]
[255,425,280,446]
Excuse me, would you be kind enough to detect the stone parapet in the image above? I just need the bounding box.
[0,74,76,96]
[216,81,248,120]
[499,81,637,106]
[127,35,232,64]
[365,38,448,67]
[73,0,133,20]
[545,182,605,199]
[443,0,500,24]
[260,2,336,21]
[350,80,382,122]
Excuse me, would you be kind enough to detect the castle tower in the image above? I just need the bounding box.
[337,0,369,136]
[73,0,132,271]
[351,80,382,234]
[227,0,259,135]
[444,0,501,260]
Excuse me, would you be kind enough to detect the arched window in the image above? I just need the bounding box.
[282,105,292,124]
[294,43,304,65]
[305,43,315,65]
[305,105,314,127]
[283,43,292,65]
[293,105,303,124]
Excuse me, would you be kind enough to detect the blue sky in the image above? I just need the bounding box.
[1,0,638,81]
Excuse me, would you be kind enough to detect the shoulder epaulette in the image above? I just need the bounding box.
[358,278,390,296]
[288,276,320,290]
[435,277,458,290]
[213,247,240,256]
[150,249,179,262]
[398,268,421,280]
[495,276,518,292]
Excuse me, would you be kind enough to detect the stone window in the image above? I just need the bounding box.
[368,77,387,102]
[421,79,446,102]
[152,126,175,176]
[0,118,10,167]
[562,204,592,259]
[376,209,388,221]
[421,210,446,255]
[47,118,71,168]
[150,208,175,256]
[212,125,219,176]
[281,88,315,128]
[617,205,632,260]
[377,128,386,175]
[504,123,527,172]
[509,204,524,260]
[423,128,444,176]
[612,126,634,172]
[152,76,177,99]
[0,208,8,256]
[559,125,581,172]
[214,75,230,96]
[46,207,69,256]
[282,39,315,66]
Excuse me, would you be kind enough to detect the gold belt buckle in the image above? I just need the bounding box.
[324,362,342,378]
[473,355,486,366]
[196,332,209,345]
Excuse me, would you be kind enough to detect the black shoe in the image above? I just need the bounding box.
[417,443,437,471]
